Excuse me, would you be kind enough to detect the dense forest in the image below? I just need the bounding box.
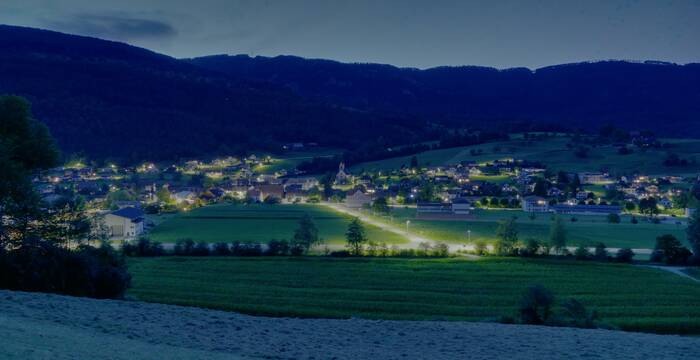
[0,25,417,163]
[189,55,700,136]
[1,24,700,164]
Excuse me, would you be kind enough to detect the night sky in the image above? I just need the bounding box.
[1,0,698,69]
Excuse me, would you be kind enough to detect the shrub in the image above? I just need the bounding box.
[559,298,599,329]
[574,245,591,260]
[289,244,305,256]
[329,250,351,257]
[192,242,211,256]
[136,238,163,256]
[432,243,449,257]
[365,241,379,256]
[122,238,165,257]
[607,213,621,224]
[232,243,263,256]
[473,240,488,255]
[615,248,635,263]
[174,239,195,256]
[521,238,541,257]
[212,242,231,256]
[378,242,389,257]
[518,284,555,325]
[266,239,290,256]
[593,243,608,261]
[0,241,130,299]
[649,250,664,263]
[417,242,432,257]
[652,234,692,265]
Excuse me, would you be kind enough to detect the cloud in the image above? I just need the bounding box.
[45,13,176,41]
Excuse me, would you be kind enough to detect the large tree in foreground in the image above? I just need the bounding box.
[0,95,130,298]
[0,95,59,246]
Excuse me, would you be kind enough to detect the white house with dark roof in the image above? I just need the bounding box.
[104,207,144,239]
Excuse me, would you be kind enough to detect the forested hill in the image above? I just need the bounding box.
[0,25,415,162]
[2,24,700,163]
[188,55,700,136]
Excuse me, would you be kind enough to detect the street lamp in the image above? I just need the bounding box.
[467,229,471,243]
[406,220,410,232]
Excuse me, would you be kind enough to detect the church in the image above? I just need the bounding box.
[334,162,353,185]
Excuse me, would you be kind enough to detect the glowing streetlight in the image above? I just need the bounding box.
[467,229,471,243]
[405,220,410,232]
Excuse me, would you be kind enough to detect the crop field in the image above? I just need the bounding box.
[147,203,407,245]
[352,136,700,176]
[128,256,700,334]
[381,208,687,249]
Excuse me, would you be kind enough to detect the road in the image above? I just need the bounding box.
[322,202,435,249]
[638,265,700,283]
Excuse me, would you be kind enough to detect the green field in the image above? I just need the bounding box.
[147,204,407,245]
[128,257,700,334]
[352,136,700,176]
[384,208,687,249]
[254,148,341,174]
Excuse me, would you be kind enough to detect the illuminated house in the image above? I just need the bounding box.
[104,207,144,239]
[522,196,549,212]
[345,190,373,208]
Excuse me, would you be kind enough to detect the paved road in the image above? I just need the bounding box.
[322,202,435,248]
[638,265,700,283]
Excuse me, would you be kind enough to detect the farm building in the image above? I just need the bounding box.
[104,207,144,239]
[451,197,472,214]
[345,190,373,208]
[578,172,610,184]
[522,196,549,213]
[257,184,285,201]
[551,204,622,215]
[417,202,452,214]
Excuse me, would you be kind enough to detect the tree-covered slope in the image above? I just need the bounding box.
[189,55,700,136]
[0,25,413,162]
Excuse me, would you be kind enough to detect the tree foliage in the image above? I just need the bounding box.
[688,209,700,257]
[292,213,321,254]
[549,217,567,254]
[495,218,518,255]
[0,95,130,298]
[345,217,367,255]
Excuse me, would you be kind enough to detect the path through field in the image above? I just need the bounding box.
[639,265,700,283]
[322,202,435,248]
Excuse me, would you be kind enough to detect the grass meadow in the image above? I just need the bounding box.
[128,256,700,334]
[147,203,407,245]
[351,136,700,177]
[381,207,687,249]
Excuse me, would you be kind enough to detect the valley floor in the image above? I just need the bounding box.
[1,290,699,360]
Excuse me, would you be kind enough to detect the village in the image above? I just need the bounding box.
[32,147,699,241]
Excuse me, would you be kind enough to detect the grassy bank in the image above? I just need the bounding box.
[147,203,407,245]
[351,137,700,177]
[376,207,687,249]
[128,256,700,334]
